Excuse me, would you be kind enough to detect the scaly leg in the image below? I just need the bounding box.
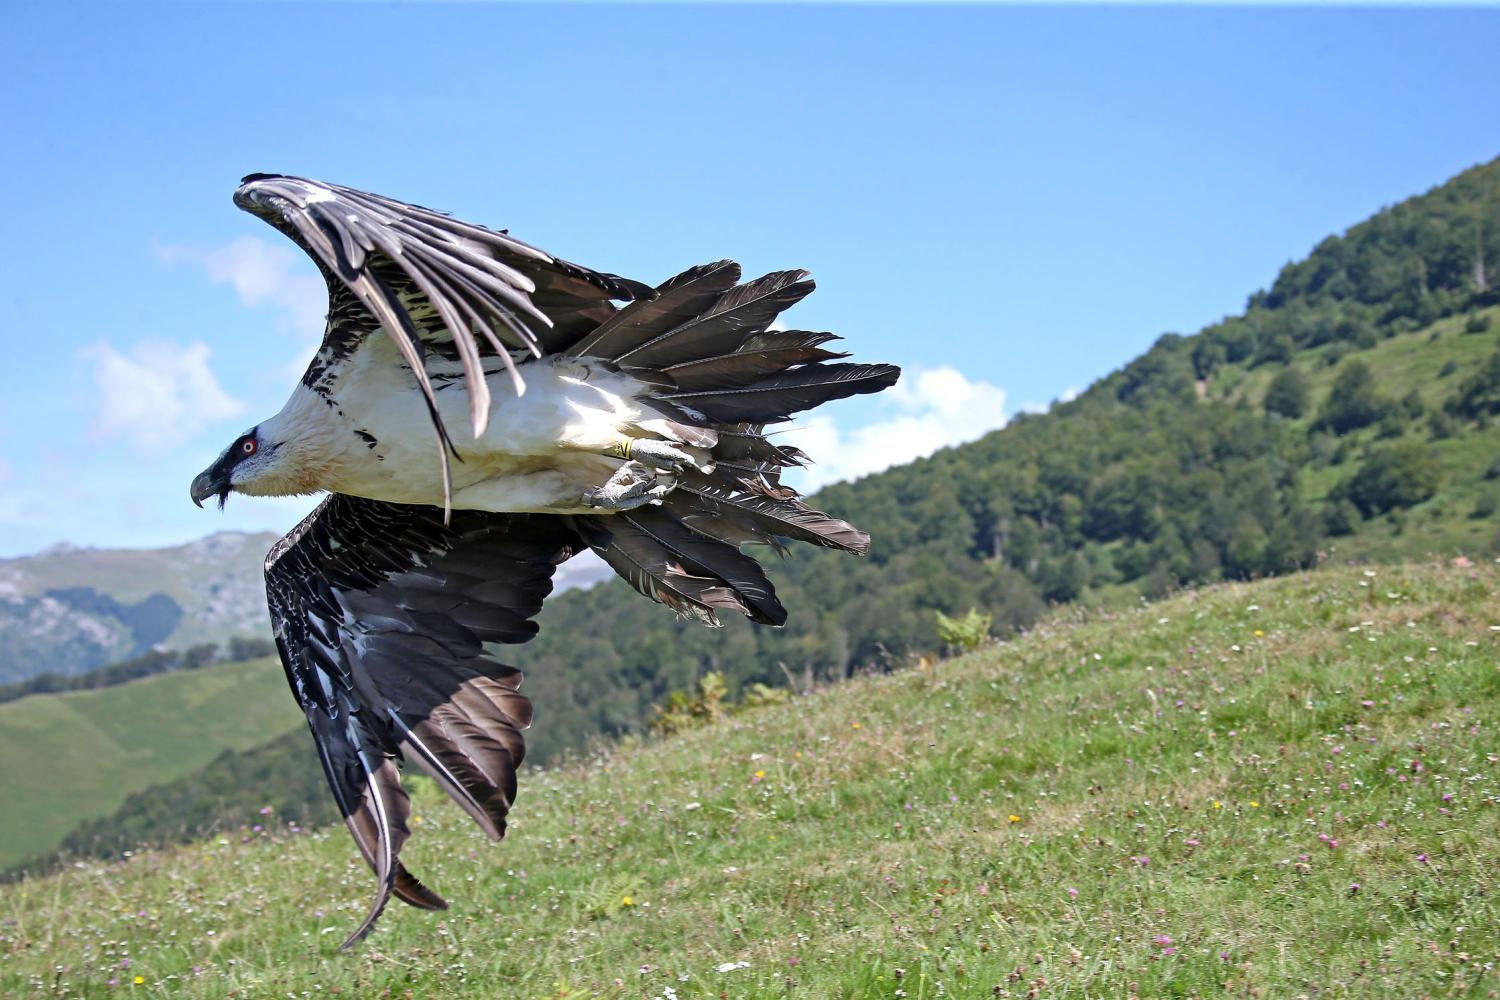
[604,437,708,474]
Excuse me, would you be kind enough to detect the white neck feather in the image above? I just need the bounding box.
[245,385,347,496]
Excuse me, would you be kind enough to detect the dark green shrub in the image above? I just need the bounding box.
[1264,368,1309,418]
[1342,441,1443,516]
[1318,361,1389,434]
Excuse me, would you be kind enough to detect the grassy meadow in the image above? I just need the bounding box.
[2,562,1497,997]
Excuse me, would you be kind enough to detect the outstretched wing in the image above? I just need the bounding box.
[234,174,653,508]
[264,493,578,949]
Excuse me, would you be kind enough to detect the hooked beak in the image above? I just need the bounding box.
[190,468,230,510]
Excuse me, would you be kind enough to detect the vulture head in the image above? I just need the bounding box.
[191,426,287,508]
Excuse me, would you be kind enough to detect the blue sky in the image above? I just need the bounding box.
[1,3,1496,558]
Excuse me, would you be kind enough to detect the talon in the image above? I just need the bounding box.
[629,438,697,474]
[582,462,677,511]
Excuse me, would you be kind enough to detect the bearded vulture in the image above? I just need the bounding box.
[189,174,899,948]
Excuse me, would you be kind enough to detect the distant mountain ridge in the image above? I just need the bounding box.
[0,530,613,684]
[0,532,277,682]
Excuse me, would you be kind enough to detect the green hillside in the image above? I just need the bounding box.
[508,157,1500,765]
[1203,303,1500,563]
[3,563,1495,997]
[0,657,299,865]
[25,725,336,880]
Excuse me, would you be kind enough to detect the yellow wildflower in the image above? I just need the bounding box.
[1008,814,1021,824]
[621,896,634,907]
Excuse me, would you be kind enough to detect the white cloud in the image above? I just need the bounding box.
[81,339,246,453]
[779,366,1009,492]
[157,236,326,339]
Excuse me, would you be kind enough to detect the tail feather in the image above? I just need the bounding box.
[581,261,893,625]
[572,516,738,625]
[661,333,849,391]
[661,363,901,424]
[711,425,810,467]
[613,506,786,625]
[668,473,871,555]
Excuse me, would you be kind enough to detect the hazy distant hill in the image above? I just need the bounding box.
[0,532,277,682]
[0,529,613,684]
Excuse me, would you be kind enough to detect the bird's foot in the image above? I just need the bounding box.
[611,438,703,474]
[582,463,675,511]
[630,438,698,473]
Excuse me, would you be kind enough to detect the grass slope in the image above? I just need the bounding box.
[0,657,298,865]
[3,563,1497,998]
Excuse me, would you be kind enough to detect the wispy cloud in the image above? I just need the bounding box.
[157,236,326,339]
[80,339,245,454]
[780,366,1009,492]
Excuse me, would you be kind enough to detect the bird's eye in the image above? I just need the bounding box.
[241,439,257,456]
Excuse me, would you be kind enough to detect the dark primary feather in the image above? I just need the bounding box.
[567,260,743,361]
[264,495,576,948]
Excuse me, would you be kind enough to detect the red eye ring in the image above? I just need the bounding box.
[241,439,257,456]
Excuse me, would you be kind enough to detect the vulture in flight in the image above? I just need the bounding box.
[190,174,899,948]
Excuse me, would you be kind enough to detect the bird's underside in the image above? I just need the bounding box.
[272,350,715,515]
[209,174,899,948]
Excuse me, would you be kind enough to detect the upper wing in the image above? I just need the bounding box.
[264,493,579,949]
[235,174,652,507]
